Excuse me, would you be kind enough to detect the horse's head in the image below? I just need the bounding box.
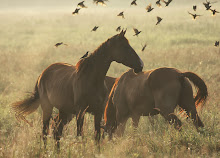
[108,30,144,73]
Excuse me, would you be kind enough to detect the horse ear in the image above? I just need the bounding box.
[123,29,127,36]
[119,30,124,37]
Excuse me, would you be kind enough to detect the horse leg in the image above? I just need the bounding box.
[153,84,182,130]
[42,104,53,149]
[94,112,102,142]
[76,111,84,137]
[132,114,140,129]
[115,118,128,137]
[179,80,204,128]
[53,111,68,150]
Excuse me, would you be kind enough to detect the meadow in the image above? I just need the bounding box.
[0,1,220,157]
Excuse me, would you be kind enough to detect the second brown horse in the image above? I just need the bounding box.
[104,68,208,137]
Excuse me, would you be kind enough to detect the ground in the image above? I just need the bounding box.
[0,1,220,157]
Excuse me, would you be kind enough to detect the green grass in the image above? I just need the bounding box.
[0,4,220,158]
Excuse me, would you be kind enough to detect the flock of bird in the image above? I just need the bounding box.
[55,0,220,58]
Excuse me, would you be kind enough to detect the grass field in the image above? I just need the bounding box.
[0,1,220,157]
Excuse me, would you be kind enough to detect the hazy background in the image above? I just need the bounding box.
[0,0,205,8]
[0,0,219,157]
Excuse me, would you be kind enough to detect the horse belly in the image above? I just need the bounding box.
[46,88,76,112]
[132,95,157,116]
[127,85,157,116]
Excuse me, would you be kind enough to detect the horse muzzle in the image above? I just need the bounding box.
[134,66,143,73]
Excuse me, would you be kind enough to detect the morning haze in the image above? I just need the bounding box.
[0,0,219,157]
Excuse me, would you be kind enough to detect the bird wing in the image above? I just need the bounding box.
[157,16,162,21]
[188,12,194,16]
[146,4,151,11]
[131,1,137,5]
[133,28,138,34]
[156,1,161,7]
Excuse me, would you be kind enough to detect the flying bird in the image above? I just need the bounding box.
[91,26,99,32]
[210,9,219,15]
[146,4,154,12]
[141,44,147,52]
[162,0,172,7]
[156,16,163,25]
[188,12,202,20]
[77,1,87,8]
[117,11,125,19]
[214,41,219,47]
[80,51,89,59]
[131,0,137,6]
[116,26,121,32]
[203,0,216,10]
[93,0,107,6]
[133,28,142,36]
[72,8,80,15]
[193,5,197,11]
[156,0,162,8]
[54,42,68,47]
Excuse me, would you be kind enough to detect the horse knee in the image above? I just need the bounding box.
[168,114,182,130]
[162,113,182,130]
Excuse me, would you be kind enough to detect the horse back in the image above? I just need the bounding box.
[112,69,153,111]
[37,63,77,111]
[148,67,182,90]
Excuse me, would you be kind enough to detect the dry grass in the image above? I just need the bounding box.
[0,3,220,158]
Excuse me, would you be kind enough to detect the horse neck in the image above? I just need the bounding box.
[77,45,112,83]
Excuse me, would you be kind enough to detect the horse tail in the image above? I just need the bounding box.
[181,72,208,108]
[104,79,118,126]
[12,79,40,124]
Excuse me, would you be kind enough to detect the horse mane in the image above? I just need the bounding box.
[75,35,118,72]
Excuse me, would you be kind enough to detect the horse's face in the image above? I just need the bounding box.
[109,30,144,73]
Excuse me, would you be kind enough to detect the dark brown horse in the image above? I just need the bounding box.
[12,30,144,148]
[104,68,208,137]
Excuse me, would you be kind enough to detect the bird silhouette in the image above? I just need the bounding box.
[156,16,163,25]
[156,0,162,8]
[162,0,172,7]
[131,0,137,6]
[72,8,80,15]
[80,51,89,59]
[54,42,68,47]
[203,0,217,10]
[133,28,142,36]
[193,5,197,11]
[117,11,125,19]
[77,1,87,8]
[116,26,121,32]
[188,12,202,20]
[93,0,107,6]
[146,4,154,12]
[141,44,147,52]
[203,0,217,9]
[91,26,99,32]
[210,9,219,15]
[214,41,219,47]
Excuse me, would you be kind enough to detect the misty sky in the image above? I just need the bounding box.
[0,0,203,9]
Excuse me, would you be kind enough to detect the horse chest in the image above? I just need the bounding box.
[74,82,105,106]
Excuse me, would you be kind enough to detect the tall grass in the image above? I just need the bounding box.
[0,4,220,157]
